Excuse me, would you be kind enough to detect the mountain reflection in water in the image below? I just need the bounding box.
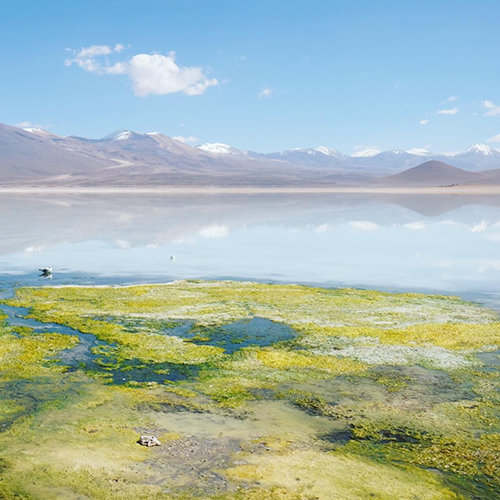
[1,193,500,300]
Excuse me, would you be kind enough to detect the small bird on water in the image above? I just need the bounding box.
[39,266,53,276]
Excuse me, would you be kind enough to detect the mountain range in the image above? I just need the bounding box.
[1,121,500,187]
[201,142,500,172]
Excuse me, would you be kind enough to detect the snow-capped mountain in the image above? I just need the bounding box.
[0,123,303,185]
[450,144,500,171]
[0,123,112,181]
[352,147,438,159]
[283,146,346,158]
[196,141,499,172]
[350,149,448,172]
[260,146,347,167]
[406,148,433,156]
[196,143,245,155]
[23,127,59,139]
[276,146,345,159]
[351,149,381,158]
[4,120,500,186]
[460,144,495,155]
[312,146,344,157]
[23,127,48,134]
[101,129,152,142]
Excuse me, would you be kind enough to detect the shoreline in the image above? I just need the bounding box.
[1,185,500,195]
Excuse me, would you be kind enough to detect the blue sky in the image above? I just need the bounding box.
[2,0,500,154]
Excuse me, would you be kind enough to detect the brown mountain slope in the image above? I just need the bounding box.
[373,160,481,187]
[0,124,372,187]
[470,168,500,185]
[0,123,115,181]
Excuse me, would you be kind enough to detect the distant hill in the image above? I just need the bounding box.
[251,144,500,172]
[472,168,500,185]
[1,120,500,187]
[0,123,368,187]
[0,123,113,181]
[374,161,482,187]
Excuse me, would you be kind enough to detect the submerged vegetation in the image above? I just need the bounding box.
[1,280,500,499]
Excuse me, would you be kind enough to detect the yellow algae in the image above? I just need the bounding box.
[295,322,500,350]
[1,280,500,499]
[0,331,78,380]
[9,280,497,331]
[0,378,182,499]
[226,450,462,500]
[256,349,366,374]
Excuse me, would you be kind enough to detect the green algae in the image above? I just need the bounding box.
[1,280,500,499]
[9,280,497,329]
[295,322,500,351]
[0,325,78,381]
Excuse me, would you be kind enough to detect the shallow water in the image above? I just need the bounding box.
[1,193,500,305]
[148,399,342,441]
[164,317,296,354]
[1,194,500,499]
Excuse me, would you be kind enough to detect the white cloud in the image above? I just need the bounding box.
[313,223,329,233]
[437,107,459,115]
[483,100,500,117]
[129,52,218,97]
[258,87,273,99]
[349,221,379,231]
[466,221,488,233]
[487,133,500,143]
[442,96,458,103]
[15,121,51,130]
[404,221,426,231]
[486,233,500,242]
[173,135,199,144]
[419,119,429,125]
[116,239,131,249]
[65,44,127,74]
[24,245,45,254]
[440,219,489,233]
[198,224,230,239]
[65,45,218,97]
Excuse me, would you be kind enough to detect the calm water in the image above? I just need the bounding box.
[1,192,500,306]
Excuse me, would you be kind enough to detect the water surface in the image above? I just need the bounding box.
[1,192,500,305]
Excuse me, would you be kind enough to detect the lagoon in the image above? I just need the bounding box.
[1,193,500,302]
[1,193,500,500]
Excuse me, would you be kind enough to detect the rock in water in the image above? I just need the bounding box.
[138,435,161,447]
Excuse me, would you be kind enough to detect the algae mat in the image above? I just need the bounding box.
[1,280,500,499]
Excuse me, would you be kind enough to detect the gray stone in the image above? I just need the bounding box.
[139,435,161,447]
